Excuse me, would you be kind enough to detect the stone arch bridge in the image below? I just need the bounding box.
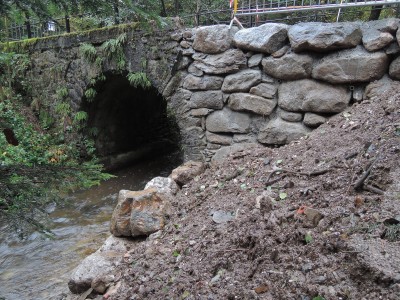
[11,19,400,166]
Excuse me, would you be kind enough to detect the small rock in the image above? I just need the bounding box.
[303,112,327,128]
[313,275,327,284]
[91,275,115,294]
[301,263,313,273]
[212,210,234,223]
[254,285,269,294]
[170,161,206,186]
[248,53,264,67]
[210,274,221,284]
[304,207,324,227]
[271,45,290,58]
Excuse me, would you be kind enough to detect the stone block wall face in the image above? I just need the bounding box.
[166,19,400,162]
[23,19,400,162]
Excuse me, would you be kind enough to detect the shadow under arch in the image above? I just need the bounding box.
[81,72,182,170]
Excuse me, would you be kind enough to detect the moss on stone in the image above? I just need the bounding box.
[0,22,142,53]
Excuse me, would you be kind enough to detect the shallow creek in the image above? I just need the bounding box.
[0,153,182,300]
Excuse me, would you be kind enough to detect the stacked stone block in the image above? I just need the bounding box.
[166,19,400,161]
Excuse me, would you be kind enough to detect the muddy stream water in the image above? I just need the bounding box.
[0,153,182,300]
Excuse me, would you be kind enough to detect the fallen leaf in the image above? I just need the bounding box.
[181,290,190,299]
[254,284,268,294]
[305,232,313,244]
[354,195,364,208]
[297,206,306,214]
[279,192,287,200]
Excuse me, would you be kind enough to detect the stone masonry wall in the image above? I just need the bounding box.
[19,19,400,163]
[167,18,400,162]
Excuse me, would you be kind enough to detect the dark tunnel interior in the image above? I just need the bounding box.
[81,73,181,169]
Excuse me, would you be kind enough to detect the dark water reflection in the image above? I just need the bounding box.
[0,152,182,300]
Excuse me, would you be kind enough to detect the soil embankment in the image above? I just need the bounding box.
[68,78,400,299]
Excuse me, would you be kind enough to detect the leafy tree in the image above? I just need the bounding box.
[0,51,113,235]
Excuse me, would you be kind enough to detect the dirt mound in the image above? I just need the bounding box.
[106,80,400,300]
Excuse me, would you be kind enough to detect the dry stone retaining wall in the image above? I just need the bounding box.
[22,19,400,163]
[168,19,400,162]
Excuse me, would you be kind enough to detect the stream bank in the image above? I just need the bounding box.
[0,151,182,300]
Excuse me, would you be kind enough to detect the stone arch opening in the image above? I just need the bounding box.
[81,72,182,170]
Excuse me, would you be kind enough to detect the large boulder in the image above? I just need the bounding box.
[192,25,238,54]
[234,23,289,54]
[68,235,131,294]
[362,30,394,52]
[206,107,251,133]
[221,69,262,93]
[363,18,399,33]
[182,74,224,90]
[145,177,180,196]
[110,189,170,237]
[262,53,313,80]
[312,46,389,83]
[191,49,247,75]
[170,160,206,186]
[278,79,351,113]
[228,93,277,116]
[257,118,311,145]
[189,90,224,109]
[288,22,362,52]
[361,19,398,52]
[389,56,400,80]
[364,75,400,101]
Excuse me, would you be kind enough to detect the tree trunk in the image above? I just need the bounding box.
[113,0,120,24]
[174,0,179,16]
[369,5,383,21]
[195,0,201,26]
[25,13,32,38]
[160,0,167,17]
[65,14,70,33]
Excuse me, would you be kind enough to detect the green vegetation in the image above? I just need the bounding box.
[0,50,113,235]
[84,87,97,102]
[127,72,151,89]
[102,33,127,70]
[79,43,97,64]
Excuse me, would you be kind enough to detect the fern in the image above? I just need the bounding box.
[74,111,88,124]
[85,88,97,102]
[56,87,68,100]
[55,102,71,116]
[101,33,127,70]
[79,43,97,64]
[127,72,151,89]
[87,127,99,137]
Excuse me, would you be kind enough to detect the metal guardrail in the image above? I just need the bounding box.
[233,0,400,15]
[7,18,66,41]
[2,0,400,42]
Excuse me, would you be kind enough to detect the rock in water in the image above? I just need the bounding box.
[68,235,131,294]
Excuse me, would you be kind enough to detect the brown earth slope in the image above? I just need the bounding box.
[105,77,400,300]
